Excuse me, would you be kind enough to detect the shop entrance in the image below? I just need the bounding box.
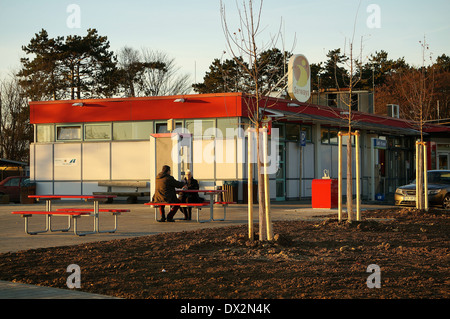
[438,153,449,169]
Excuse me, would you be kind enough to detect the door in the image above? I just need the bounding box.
[438,153,449,169]
[275,142,286,201]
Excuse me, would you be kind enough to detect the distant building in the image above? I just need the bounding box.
[308,89,374,114]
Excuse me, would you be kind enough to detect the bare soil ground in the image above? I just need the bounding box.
[0,207,448,300]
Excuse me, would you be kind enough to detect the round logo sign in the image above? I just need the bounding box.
[288,54,311,103]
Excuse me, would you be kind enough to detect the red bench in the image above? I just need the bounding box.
[55,208,129,233]
[11,211,92,236]
[145,202,210,223]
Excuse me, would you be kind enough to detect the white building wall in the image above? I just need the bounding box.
[31,141,151,197]
[31,132,366,201]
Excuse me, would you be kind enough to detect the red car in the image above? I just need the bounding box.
[0,176,30,203]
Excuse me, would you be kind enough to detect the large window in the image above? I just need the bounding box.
[56,125,82,141]
[113,121,153,140]
[185,119,215,137]
[85,123,111,140]
[154,121,182,134]
[321,128,329,144]
[217,117,241,137]
[286,124,300,141]
[321,127,339,144]
[36,125,54,143]
[277,123,312,142]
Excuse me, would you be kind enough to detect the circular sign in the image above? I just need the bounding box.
[288,54,311,103]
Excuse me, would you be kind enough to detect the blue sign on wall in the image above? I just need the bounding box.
[373,138,387,149]
[300,131,306,147]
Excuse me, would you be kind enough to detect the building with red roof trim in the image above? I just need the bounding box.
[29,93,450,202]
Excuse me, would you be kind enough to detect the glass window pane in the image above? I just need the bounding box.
[217,117,240,137]
[36,125,54,142]
[113,122,132,140]
[286,124,300,141]
[321,128,329,144]
[156,123,168,133]
[329,129,338,144]
[132,122,154,139]
[185,120,215,137]
[56,126,81,141]
[85,124,111,140]
[113,122,153,140]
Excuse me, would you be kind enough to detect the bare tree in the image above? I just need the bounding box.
[397,37,435,210]
[0,75,33,162]
[221,0,290,240]
[140,49,192,96]
[117,47,191,97]
[328,2,367,222]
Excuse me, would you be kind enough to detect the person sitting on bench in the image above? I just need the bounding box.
[152,165,185,222]
[180,170,203,220]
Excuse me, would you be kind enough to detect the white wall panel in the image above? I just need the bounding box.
[216,138,238,180]
[82,143,110,180]
[192,140,214,180]
[111,141,150,180]
[302,179,312,197]
[34,144,53,181]
[54,182,82,196]
[82,182,103,195]
[30,144,35,180]
[303,143,315,178]
[36,182,53,195]
[287,179,299,198]
[54,144,82,181]
[287,142,300,179]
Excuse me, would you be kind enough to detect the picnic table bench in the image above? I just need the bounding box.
[11,211,92,236]
[56,208,130,234]
[145,201,236,223]
[145,202,211,223]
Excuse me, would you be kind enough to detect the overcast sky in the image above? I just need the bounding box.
[0,0,449,89]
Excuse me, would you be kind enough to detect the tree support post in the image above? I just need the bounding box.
[338,132,343,222]
[247,128,255,240]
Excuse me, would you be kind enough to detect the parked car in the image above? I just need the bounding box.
[395,170,450,209]
[0,176,30,203]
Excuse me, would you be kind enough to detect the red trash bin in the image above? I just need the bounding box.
[312,179,338,209]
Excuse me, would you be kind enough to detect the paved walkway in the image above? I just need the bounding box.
[0,200,393,299]
[0,280,120,299]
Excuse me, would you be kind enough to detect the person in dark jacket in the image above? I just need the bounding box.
[152,165,185,222]
[180,170,203,220]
